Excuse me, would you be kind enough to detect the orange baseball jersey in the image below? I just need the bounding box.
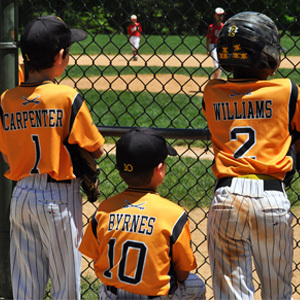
[202,78,300,181]
[79,188,197,296]
[0,80,105,181]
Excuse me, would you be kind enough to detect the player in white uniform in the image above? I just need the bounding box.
[0,16,105,299]
[202,12,298,299]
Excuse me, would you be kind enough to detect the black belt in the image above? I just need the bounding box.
[107,285,157,299]
[47,175,71,184]
[216,177,283,192]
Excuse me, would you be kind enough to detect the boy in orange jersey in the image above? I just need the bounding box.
[202,12,298,300]
[0,15,105,300]
[79,127,206,299]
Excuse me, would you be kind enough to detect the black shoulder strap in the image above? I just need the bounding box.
[289,80,299,134]
[91,209,99,241]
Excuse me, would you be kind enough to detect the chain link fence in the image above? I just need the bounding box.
[16,0,300,299]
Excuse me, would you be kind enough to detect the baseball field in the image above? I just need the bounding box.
[63,53,300,95]
[66,51,300,299]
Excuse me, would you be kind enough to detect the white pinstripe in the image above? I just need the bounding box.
[10,174,82,300]
[98,273,206,300]
[207,178,293,299]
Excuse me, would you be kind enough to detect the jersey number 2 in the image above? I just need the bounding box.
[230,127,256,159]
[31,134,41,174]
[104,239,147,284]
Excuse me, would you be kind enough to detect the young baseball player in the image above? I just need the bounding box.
[202,11,298,299]
[128,14,142,61]
[206,7,225,79]
[0,15,105,300]
[79,127,206,299]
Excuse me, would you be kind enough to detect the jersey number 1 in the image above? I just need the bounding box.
[31,134,41,174]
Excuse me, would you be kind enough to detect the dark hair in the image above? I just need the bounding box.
[25,56,55,72]
[119,168,154,187]
[25,44,70,72]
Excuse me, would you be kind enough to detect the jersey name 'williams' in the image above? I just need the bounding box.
[108,213,156,236]
[2,109,64,131]
[213,99,272,121]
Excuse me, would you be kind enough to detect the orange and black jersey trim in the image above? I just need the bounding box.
[202,78,300,181]
[79,188,197,297]
[0,80,104,181]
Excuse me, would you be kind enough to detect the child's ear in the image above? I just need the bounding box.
[53,49,65,64]
[155,162,166,177]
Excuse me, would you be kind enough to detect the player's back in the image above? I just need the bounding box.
[0,82,81,181]
[202,77,300,180]
[80,187,196,296]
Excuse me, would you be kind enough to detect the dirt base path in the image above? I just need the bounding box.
[62,53,300,95]
[69,53,300,69]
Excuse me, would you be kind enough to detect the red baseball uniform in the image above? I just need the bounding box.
[206,22,224,44]
[128,22,142,37]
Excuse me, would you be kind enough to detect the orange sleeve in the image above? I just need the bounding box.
[68,101,105,152]
[171,219,197,271]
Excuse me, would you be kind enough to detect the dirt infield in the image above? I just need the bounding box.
[62,53,300,96]
[69,53,300,69]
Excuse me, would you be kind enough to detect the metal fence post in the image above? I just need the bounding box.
[0,0,18,298]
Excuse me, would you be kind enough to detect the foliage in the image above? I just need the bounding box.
[18,0,300,36]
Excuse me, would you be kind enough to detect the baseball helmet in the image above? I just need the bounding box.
[217,11,282,72]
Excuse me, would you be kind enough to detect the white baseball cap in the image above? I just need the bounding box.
[131,15,137,20]
[215,7,225,15]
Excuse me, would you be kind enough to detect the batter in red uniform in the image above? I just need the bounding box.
[206,7,225,79]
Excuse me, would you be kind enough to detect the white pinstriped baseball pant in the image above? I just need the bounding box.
[98,273,206,299]
[10,174,83,300]
[209,44,220,72]
[208,177,293,300]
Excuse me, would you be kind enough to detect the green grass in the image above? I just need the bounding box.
[64,64,213,78]
[44,276,101,300]
[64,64,300,83]
[71,33,300,56]
[72,34,207,55]
[83,89,205,130]
[97,153,300,209]
[98,154,215,209]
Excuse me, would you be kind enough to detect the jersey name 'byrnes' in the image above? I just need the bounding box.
[2,108,64,131]
[213,99,272,121]
[108,213,156,235]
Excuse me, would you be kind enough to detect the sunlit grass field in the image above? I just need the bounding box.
[65,33,300,210]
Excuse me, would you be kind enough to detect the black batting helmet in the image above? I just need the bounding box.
[217,11,282,72]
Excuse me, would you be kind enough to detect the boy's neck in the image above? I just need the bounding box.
[233,67,273,80]
[128,184,158,191]
[26,69,55,83]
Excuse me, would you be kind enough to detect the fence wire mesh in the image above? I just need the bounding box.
[16,0,300,299]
